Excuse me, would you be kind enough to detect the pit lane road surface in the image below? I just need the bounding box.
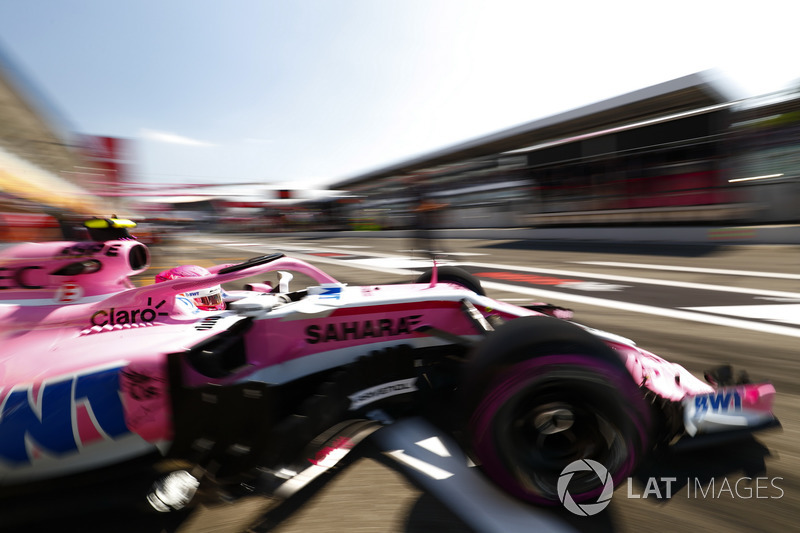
[3,233,797,533]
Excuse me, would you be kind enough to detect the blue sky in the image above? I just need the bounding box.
[0,1,798,189]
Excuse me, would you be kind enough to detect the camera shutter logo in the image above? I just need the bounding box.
[557,459,614,516]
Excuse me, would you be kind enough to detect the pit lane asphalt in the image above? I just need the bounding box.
[5,233,798,533]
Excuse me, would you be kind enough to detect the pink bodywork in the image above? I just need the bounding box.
[0,238,774,482]
[610,341,714,400]
[0,241,343,480]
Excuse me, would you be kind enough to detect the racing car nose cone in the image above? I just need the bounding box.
[534,408,575,435]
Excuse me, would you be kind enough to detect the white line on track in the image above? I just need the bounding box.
[573,261,800,280]
[477,281,800,338]
[384,450,454,479]
[396,250,488,256]
[682,303,800,326]
[463,261,800,300]
[195,237,800,338]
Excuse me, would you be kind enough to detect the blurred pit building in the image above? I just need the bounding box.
[330,72,800,232]
[0,46,124,241]
[0,38,798,239]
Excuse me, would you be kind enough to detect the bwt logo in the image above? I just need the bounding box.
[0,366,130,464]
[694,391,742,413]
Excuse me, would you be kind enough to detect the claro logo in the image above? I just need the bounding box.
[91,297,169,326]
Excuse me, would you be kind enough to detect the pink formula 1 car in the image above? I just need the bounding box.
[0,219,779,512]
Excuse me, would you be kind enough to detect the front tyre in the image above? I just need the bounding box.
[462,317,650,505]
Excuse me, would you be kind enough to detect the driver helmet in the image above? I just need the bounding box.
[154,265,226,311]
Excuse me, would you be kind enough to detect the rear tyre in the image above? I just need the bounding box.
[462,316,650,505]
[415,266,485,296]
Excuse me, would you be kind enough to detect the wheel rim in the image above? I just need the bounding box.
[470,356,641,503]
[498,383,630,499]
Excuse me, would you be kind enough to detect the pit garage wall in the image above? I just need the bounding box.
[274,225,800,245]
[441,202,529,229]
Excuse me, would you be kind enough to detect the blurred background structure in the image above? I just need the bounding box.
[331,72,800,232]
[1,39,799,240]
[0,46,122,240]
[0,42,352,239]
